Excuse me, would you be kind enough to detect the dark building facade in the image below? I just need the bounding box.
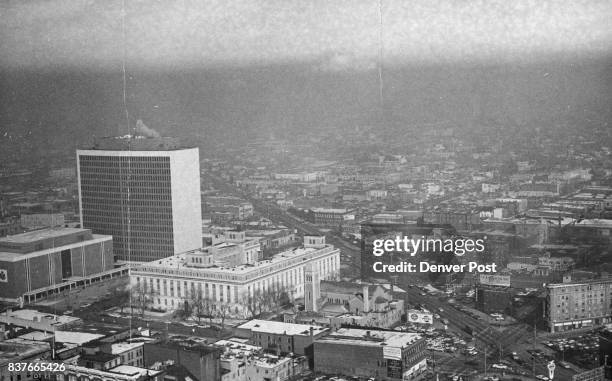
[0,228,114,302]
[143,342,221,381]
[475,286,513,314]
[313,328,427,380]
[599,328,612,379]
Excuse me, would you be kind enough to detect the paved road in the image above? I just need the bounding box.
[203,172,580,380]
[402,287,579,380]
[203,172,362,275]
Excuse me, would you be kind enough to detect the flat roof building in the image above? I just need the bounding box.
[313,328,427,380]
[235,320,328,367]
[130,240,340,315]
[213,338,308,381]
[0,309,81,331]
[77,137,202,262]
[544,276,612,332]
[0,227,118,303]
[143,340,220,381]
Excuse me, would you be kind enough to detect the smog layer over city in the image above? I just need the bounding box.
[1,1,611,381]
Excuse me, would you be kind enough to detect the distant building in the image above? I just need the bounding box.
[0,227,122,303]
[274,172,320,182]
[370,210,422,224]
[310,208,354,227]
[204,197,254,221]
[360,220,456,282]
[245,229,295,252]
[517,182,560,197]
[481,183,501,193]
[537,254,575,272]
[544,277,612,332]
[313,328,427,380]
[423,209,481,231]
[550,219,612,246]
[0,216,22,237]
[20,213,65,229]
[77,136,202,262]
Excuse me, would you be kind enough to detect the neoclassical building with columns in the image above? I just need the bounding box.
[130,236,340,316]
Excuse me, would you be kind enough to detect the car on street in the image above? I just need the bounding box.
[491,363,510,370]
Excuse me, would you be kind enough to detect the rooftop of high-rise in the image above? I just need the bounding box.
[84,136,195,151]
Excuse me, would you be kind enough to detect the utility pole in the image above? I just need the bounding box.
[533,320,537,376]
[484,346,487,377]
[431,349,436,375]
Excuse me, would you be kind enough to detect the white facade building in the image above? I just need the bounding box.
[77,138,201,262]
[130,239,340,314]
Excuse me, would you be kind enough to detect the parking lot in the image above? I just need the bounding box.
[542,332,601,369]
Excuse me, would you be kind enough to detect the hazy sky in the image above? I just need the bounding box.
[2,0,611,70]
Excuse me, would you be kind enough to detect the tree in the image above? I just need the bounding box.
[188,287,215,324]
[268,283,294,311]
[188,287,205,323]
[131,282,157,318]
[110,286,130,314]
[238,283,297,319]
[240,289,266,319]
[174,301,192,321]
[215,302,232,335]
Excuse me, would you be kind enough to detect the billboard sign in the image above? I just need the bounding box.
[407,310,433,325]
[383,346,402,360]
[479,274,511,287]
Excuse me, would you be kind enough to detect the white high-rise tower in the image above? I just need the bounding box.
[77,136,202,262]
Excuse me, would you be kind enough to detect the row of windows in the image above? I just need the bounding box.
[557,300,608,307]
[80,183,172,191]
[80,155,171,163]
[84,217,174,226]
[81,177,172,185]
[80,172,172,181]
[83,198,173,205]
[81,184,172,192]
[134,251,339,285]
[558,292,609,300]
[554,284,610,294]
[114,243,174,249]
[87,222,175,232]
[137,277,239,303]
[138,265,332,302]
[83,211,173,219]
[80,166,171,173]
